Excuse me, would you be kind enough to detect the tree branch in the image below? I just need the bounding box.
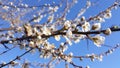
[0,48,33,67]
[0,27,120,44]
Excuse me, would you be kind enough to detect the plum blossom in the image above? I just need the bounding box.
[9,2,13,5]
[33,15,43,22]
[80,16,86,22]
[2,6,9,10]
[97,17,105,23]
[65,52,73,62]
[29,41,35,48]
[86,65,90,68]
[60,42,68,52]
[74,38,80,43]
[64,36,72,45]
[73,34,84,43]
[64,20,71,29]
[86,0,91,8]
[66,29,73,37]
[104,10,112,19]
[23,23,32,36]
[91,35,105,47]
[92,23,101,30]
[54,35,60,41]
[42,26,51,35]
[97,55,103,61]
[53,6,59,12]
[82,21,90,32]
[104,28,112,35]
[47,15,54,23]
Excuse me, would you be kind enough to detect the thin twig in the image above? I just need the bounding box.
[0,48,33,67]
[0,46,15,55]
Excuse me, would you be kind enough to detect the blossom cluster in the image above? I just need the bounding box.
[0,0,120,68]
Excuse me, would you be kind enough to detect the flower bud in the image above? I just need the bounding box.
[104,12,112,19]
[103,28,112,35]
[92,23,101,30]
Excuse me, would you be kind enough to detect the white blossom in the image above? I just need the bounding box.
[64,36,72,46]
[108,50,113,54]
[54,35,60,41]
[71,23,77,28]
[45,43,55,50]
[97,17,105,23]
[66,55,72,63]
[74,38,80,43]
[63,45,68,52]
[42,26,51,35]
[1,61,6,65]
[10,61,18,66]
[29,41,35,48]
[66,29,72,37]
[49,7,54,10]
[17,8,20,11]
[80,16,86,22]
[104,12,112,19]
[21,3,24,6]
[114,6,118,10]
[60,42,68,52]
[92,23,101,30]
[9,41,13,44]
[37,35,41,39]
[74,34,84,43]
[25,4,28,8]
[86,65,90,68]
[82,21,90,32]
[64,20,71,29]
[60,42,64,46]
[98,55,103,61]
[92,35,105,47]
[69,52,73,57]
[47,15,54,23]
[90,53,96,61]
[23,23,32,36]
[9,2,13,5]
[2,6,9,10]
[74,0,78,3]
[104,28,112,35]
[33,15,43,22]
[53,6,59,12]
[86,0,91,8]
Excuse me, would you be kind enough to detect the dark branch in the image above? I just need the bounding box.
[0,27,120,44]
[0,46,15,55]
[0,48,33,67]
[70,62,83,68]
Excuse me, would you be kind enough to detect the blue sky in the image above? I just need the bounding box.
[0,0,120,68]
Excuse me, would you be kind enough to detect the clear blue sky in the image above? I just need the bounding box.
[0,0,120,68]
